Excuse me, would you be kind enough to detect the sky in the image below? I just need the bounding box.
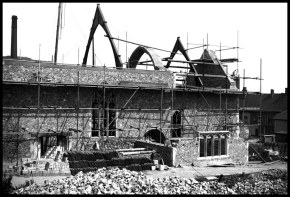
[2,3,287,93]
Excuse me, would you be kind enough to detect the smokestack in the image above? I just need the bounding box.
[11,15,18,58]
[270,89,274,98]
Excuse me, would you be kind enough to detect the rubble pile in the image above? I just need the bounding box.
[12,168,287,195]
[222,169,288,195]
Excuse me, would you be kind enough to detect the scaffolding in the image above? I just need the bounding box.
[3,49,262,161]
[3,10,264,164]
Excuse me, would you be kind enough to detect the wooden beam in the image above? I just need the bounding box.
[164,58,219,66]
[176,72,227,78]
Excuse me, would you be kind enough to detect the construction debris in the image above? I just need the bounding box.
[12,168,287,195]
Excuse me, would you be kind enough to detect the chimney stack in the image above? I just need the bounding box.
[11,15,18,59]
[270,89,274,98]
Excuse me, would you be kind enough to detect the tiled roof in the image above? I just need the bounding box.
[273,110,287,120]
[187,49,231,89]
[239,92,287,112]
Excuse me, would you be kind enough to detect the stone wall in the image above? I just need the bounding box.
[171,137,248,166]
[174,138,199,165]
[228,138,249,164]
[3,59,174,87]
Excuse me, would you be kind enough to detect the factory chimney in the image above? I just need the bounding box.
[11,15,18,58]
[270,89,274,98]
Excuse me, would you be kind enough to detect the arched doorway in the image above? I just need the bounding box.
[171,111,181,137]
[144,129,166,144]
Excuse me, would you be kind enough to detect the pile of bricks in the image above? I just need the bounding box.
[20,146,71,176]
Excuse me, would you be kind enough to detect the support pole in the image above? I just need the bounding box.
[171,85,174,136]
[16,113,20,167]
[76,69,80,150]
[160,88,163,143]
[126,31,128,68]
[138,108,141,138]
[37,44,41,159]
[92,34,95,66]
[103,88,139,135]
[206,33,208,50]
[106,102,109,139]
[242,69,246,124]
[219,42,221,60]
[225,65,228,131]
[237,31,239,75]
[98,103,101,137]
[54,3,62,65]
[259,58,262,141]
[103,84,106,139]
[187,32,188,52]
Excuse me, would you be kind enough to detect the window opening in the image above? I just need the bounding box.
[92,99,116,137]
[199,133,228,157]
[171,111,181,137]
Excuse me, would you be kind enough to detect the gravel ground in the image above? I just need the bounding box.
[11,160,287,189]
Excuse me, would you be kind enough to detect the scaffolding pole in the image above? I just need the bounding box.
[160,87,163,143]
[259,58,262,141]
[237,31,239,75]
[103,88,139,136]
[76,69,79,150]
[106,35,182,55]
[36,44,41,159]
[225,65,228,130]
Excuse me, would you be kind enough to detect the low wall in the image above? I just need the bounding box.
[170,137,248,166]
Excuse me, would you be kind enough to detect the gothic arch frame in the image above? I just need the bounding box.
[165,37,203,86]
[128,46,166,71]
[82,4,122,68]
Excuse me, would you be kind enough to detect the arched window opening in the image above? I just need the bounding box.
[92,92,116,137]
[171,111,181,137]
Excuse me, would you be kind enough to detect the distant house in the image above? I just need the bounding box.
[239,88,288,137]
[273,110,287,143]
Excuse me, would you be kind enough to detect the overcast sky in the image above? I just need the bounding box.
[3,3,287,93]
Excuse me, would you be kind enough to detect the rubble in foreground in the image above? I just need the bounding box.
[12,168,287,195]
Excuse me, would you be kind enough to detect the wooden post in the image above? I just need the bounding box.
[98,103,101,137]
[160,88,163,143]
[76,69,79,150]
[106,102,109,139]
[54,3,62,65]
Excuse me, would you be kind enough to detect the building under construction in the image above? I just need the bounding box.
[3,4,255,170]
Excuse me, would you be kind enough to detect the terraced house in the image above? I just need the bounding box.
[3,4,249,168]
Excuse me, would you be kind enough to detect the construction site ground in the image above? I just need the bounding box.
[10,160,287,189]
